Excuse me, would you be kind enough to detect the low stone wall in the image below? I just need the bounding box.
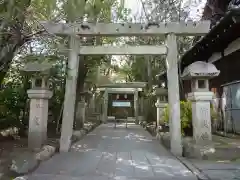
[143,122,170,147]
[141,121,214,159]
[10,145,56,176]
[145,125,157,136]
[142,121,240,161]
[87,113,101,123]
[72,122,101,143]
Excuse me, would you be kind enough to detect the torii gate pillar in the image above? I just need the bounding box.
[60,36,79,152]
[166,33,182,156]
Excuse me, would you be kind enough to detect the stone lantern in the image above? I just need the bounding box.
[181,61,220,145]
[22,62,53,150]
[154,87,168,127]
[75,91,89,130]
[134,88,139,124]
[103,88,109,123]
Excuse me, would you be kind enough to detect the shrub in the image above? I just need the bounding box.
[0,86,28,131]
[162,101,192,136]
[144,95,157,124]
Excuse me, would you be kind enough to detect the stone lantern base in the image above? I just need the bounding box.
[75,101,86,130]
[184,91,216,159]
[183,137,215,159]
[155,102,167,128]
[27,89,53,150]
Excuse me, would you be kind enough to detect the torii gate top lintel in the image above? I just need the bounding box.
[41,21,211,37]
[41,21,210,56]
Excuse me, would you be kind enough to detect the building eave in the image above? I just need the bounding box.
[181,8,240,71]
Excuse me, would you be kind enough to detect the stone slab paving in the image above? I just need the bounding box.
[27,123,197,180]
[189,160,240,180]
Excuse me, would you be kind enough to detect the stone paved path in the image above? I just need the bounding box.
[27,123,197,180]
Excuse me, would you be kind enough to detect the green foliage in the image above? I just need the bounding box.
[144,93,157,123]
[162,101,192,135]
[0,83,28,130]
[0,0,128,135]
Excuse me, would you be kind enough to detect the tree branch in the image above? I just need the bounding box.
[24,29,46,41]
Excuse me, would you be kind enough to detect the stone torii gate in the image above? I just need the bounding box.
[41,21,210,155]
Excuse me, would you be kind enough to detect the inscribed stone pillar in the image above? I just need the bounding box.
[140,96,144,115]
[90,94,96,113]
[154,87,168,127]
[155,98,167,127]
[138,96,144,123]
[97,96,101,114]
[182,61,220,145]
[99,97,103,121]
[27,89,52,149]
[134,89,139,124]
[189,95,213,144]
[60,36,79,152]
[221,88,227,133]
[155,97,161,126]
[103,89,108,123]
[165,33,182,156]
[75,100,86,130]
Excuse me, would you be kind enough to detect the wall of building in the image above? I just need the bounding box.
[210,50,240,96]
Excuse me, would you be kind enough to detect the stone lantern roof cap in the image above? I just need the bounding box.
[181,61,220,80]
[79,91,92,95]
[21,62,53,76]
[153,87,168,96]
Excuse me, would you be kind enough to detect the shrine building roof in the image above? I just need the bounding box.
[181,8,240,71]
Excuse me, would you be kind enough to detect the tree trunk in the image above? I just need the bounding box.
[0,0,32,84]
[0,42,25,83]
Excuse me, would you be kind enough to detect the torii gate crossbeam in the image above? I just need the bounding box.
[79,45,167,55]
[41,21,210,36]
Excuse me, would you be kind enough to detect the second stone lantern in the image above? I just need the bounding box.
[181,61,220,145]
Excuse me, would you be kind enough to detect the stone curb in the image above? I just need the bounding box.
[12,122,99,180]
[35,145,56,161]
[13,176,28,180]
[71,122,100,144]
[13,123,100,180]
[143,123,211,180]
[176,157,211,180]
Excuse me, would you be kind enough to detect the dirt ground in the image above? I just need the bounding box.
[0,137,28,179]
[212,134,240,162]
[0,129,59,180]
